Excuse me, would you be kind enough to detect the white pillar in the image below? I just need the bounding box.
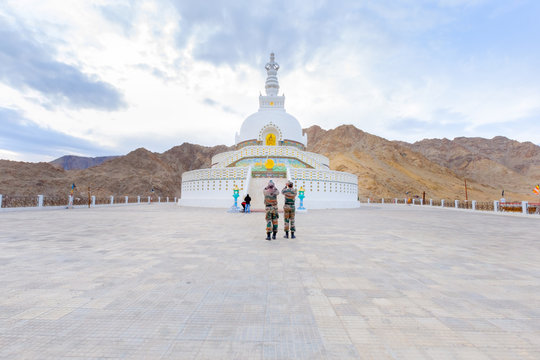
[38,195,44,207]
[148,196,151,204]
[441,199,445,207]
[455,200,459,208]
[394,198,397,204]
[522,201,528,214]
[158,196,161,203]
[0,194,2,208]
[91,196,96,206]
[381,198,384,204]
[174,197,177,203]
[412,198,415,205]
[110,196,114,205]
[472,200,477,210]
[125,196,128,204]
[493,200,499,212]
[166,196,169,203]
[137,196,140,204]
[367,198,370,204]
[420,199,423,205]
[404,198,407,204]
[429,199,433,206]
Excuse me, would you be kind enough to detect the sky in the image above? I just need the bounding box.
[1,0,539,162]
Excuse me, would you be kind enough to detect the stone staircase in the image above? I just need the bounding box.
[246,177,288,211]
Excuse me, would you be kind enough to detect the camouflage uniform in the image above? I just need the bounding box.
[281,185,297,232]
[264,181,279,234]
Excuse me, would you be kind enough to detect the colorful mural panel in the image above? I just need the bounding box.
[230,157,310,171]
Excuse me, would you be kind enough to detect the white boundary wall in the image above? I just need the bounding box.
[179,167,359,209]
[179,167,250,208]
[289,168,359,209]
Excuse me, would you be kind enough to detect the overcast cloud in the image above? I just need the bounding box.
[0,0,539,162]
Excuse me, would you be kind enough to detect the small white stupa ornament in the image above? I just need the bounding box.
[264,53,280,96]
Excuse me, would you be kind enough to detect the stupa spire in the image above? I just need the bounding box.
[264,52,280,96]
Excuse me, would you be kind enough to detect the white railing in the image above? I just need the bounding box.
[211,145,329,169]
[181,167,250,198]
[289,168,358,184]
[360,197,540,215]
[181,167,249,182]
[243,166,252,196]
[0,194,177,210]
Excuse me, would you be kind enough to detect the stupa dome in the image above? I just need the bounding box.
[236,109,305,145]
[235,53,307,147]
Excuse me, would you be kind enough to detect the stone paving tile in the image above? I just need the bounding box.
[0,204,539,359]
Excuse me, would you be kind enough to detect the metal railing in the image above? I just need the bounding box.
[1,195,39,208]
[0,194,177,209]
[360,197,537,216]
[475,202,494,211]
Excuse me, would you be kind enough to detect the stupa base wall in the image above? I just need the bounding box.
[178,195,360,210]
[178,198,232,208]
[180,166,360,210]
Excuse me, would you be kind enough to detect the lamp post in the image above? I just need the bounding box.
[228,185,241,212]
[298,186,306,210]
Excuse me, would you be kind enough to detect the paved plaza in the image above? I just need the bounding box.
[0,204,539,359]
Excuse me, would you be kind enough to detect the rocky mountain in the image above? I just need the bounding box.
[1,126,538,202]
[398,136,540,197]
[0,160,67,196]
[304,125,531,201]
[50,155,119,170]
[0,143,233,199]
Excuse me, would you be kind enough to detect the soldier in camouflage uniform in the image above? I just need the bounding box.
[281,180,297,238]
[263,180,279,240]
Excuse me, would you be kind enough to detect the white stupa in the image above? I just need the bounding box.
[179,53,359,209]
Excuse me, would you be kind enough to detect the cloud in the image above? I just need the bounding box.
[203,97,239,115]
[169,0,353,68]
[473,115,540,145]
[0,16,126,111]
[96,2,137,35]
[0,107,111,161]
[1,0,540,162]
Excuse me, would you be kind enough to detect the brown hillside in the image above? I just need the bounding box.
[1,127,537,203]
[0,143,233,200]
[0,160,68,196]
[304,125,531,201]
[402,137,540,198]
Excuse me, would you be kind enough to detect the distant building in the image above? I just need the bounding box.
[179,54,358,209]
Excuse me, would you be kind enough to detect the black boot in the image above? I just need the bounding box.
[284,231,289,239]
[291,232,296,239]
[272,231,277,239]
[266,232,271,241]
